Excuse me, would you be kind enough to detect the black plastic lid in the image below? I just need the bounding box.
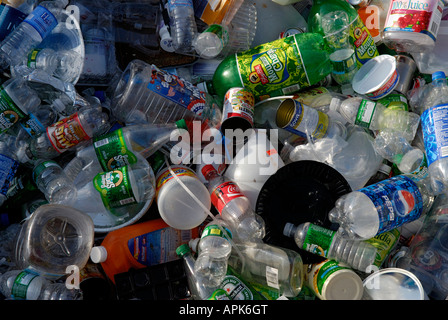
[255,160,352,264]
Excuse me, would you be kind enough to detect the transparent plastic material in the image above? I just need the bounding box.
[13,204,95,280]
[167,0,197,54]
[0,269,81,300]
[329,174,435,240]
[70,157,156,233]
[284,222,377,272]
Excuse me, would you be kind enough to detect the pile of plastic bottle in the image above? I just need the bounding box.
[2,0,448,302]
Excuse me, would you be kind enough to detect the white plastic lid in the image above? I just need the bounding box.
[90,246,107,263]
[159,25,175,53]
[322,268,364,300]
[352,55,397,96]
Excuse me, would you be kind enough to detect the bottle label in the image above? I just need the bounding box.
[148,65,206,115]
[26,49,42,69]
[31,160,60,184]
[0,85,27,132]
[383,0,444,41]
[236,35,310,100]
[350,16,379,66]
[308,260,351,298]
[330,49,357,76]
[359,175,424,234]
[211,180,245,214]
[207,288,230,300]
[93,128,138,171]
[24,5,59,39]
[128,227,197,266]
[302,224,336,258]
[155,166,198,195]
[203,24,229,47]
[355,99,377,129]
[0,5,28,41]
[0,154,19,196]
[93,166,136,211]
[19,112,46,138]
[11,271,39,300]
[222,87,255,128]
[421,103,448,166]
[291,87,330,106]
[366,228,401,267]
[200,224,232,240]
[46,113,91,154]
[378,93,409,111]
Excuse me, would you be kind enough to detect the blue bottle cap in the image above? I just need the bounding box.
[432,71,446,81]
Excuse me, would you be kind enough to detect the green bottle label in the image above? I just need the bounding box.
[236,35,310,100]
[366,228,400,267]
[303,224,335,257]
[27,49,42,69]
[355,99,377,129]
[32,160,60,184]
[0,85,27,132]
[378,93,409,111]
[11,271,39,300]
[203,24,229,47]
[313,260,351,296]
[350,16,379,67]
[93,128,138,171]
[221,266,266,300]
[93,166,136,211]
[207,288,230,300]
[200,224,232,240]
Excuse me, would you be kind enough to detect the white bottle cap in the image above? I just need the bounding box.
[283,222,295,237]
[322,267,364,300]
[159,25,175,53]
[52,99,66,113]
[90,246,108,263]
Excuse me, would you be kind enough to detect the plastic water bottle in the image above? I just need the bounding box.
[330,96,421,141]
[32,159,77,206]
[227,242,304,298]
[201,164,266,242]
[16,106,110,164]
[189,218,233,288]
[328,174,435,240]
[283,222,377,272]
[167,0,197,54]
[0,269,81,300]
[110,59,221,128]
[0,0,36,42]
[176,244,230,300]
[193,24,229,59]
[420,71,448,195]
[0,134,20,207]
[0,0,69,70]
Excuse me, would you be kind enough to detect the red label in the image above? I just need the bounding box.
[254,64,269,85]
[211,181,244,213]
[46,113,90,153]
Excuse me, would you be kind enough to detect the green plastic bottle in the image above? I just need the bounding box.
[307,0,379,68]
[202,33,333,102]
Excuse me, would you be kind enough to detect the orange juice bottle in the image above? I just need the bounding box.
[90,218,200,283]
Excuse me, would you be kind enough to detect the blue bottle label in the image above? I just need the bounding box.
[0,154,19,196]
[127,227,196,266]
[421,103,448,167]
[148,65,206,115]
[359,175,423,234]
[24,5,58,39]
[0,5,28,41]
[19,113,46,138]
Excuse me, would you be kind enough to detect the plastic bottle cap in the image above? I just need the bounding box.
[52,99,66,113]
[432,71,446,81]
[322,268,364,300]
[282,222,295,237]
[189,238,200,252]
[90,246,107,263]
[175,119,188,130]
[176,244,191,257]
[59,0,69,7]
[159,25,175,53]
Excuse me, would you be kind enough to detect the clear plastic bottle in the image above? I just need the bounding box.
[0,133,20,207]
[328,174,435,240]
[16,106,110,164]
[201,164,266,242]
[227,241,304,298]
[0,0,69,70]
[176,244,230,300]
[167,0,198,54]
[283,222,377,272]
[420,71,448,195]
[330,96,421,141]
[189,218,233,289]
[32,159,77,206]
[0,0,36,42]
[0,269,81,300]
[110,59,221,128]
[193,24,229,59]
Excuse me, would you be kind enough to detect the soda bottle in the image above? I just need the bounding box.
[0,269,81,300]
[201,164,266,242]
[307,0,379,68]
[31,159,77,206]
[16,106,110,164]
[420,71,448,195]
[382,0,444,53]
[328,174,435,240]
[283,222,377,272]
[200,32,333,102]
[189,218,233,289]
[176,244,230,300]
[0,0,69,70]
